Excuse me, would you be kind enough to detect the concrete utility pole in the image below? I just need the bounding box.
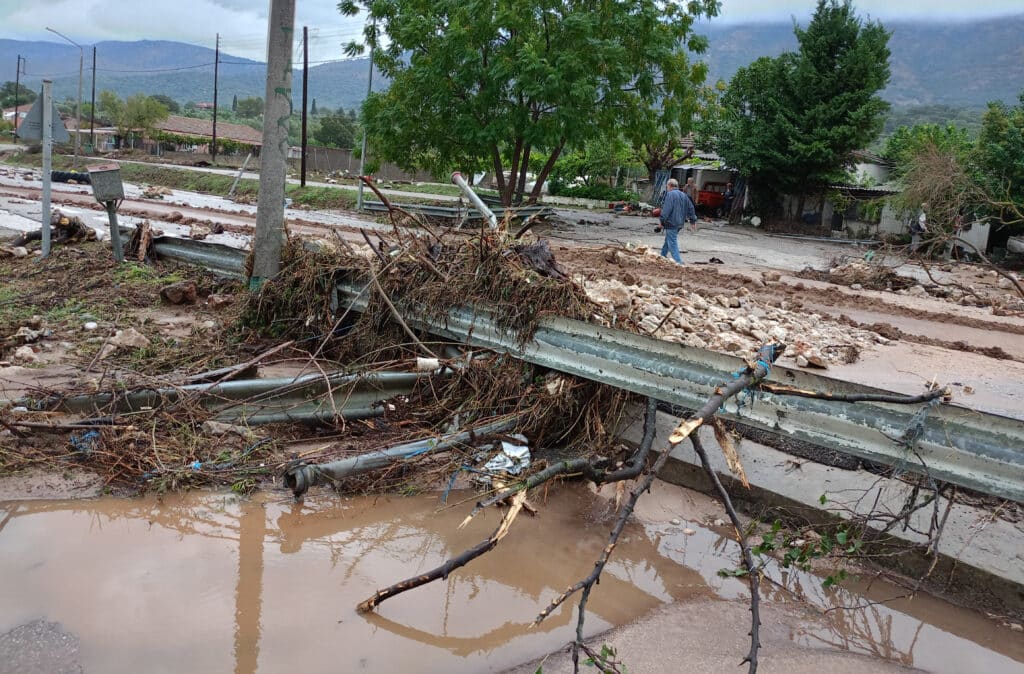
[90,46,96,151]
[45,28,83,168]
[250,0,296,288]
[300,25,308,187]
[212,33,220,163]
[356,20,375,212]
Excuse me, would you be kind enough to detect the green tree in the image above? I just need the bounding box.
[711,0,891,223]
[312,114,356,148]
[311,98,318,116]
[235,96,263,118]
[0,81,36,109]
[98,91,169,148]
[150,94,180,114]
[975,93,1024,224]
[882,123,972,176]
[232,94,238,112]
[340,0,720,206]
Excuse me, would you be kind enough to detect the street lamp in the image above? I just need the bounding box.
[45,27,83,168]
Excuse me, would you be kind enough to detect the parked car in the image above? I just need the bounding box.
[697,182,727,216]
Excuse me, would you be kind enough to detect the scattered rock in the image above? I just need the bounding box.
[166,211,184,223]
[762,271,782,282]
[713,519,725,527]
[109,327,150,349]
[83,321,99,331]
[12,346,36,363]
[160,281,198,305]
[683,528,696,536]
[670,518,682,526]
[850,283,863,291]
[795,354,810,367]
[207,294,234,310]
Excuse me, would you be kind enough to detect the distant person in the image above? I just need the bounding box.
[654,178,697,264]
[723,182,735,219]
[683,177,699,232]
[910,203,928,253]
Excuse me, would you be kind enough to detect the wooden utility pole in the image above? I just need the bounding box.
[300,26,308,187]
[212,33,220,163]
[250,0,296,288]
[13,55,22,140]
[90,46,96,151]
[355,23,375,212]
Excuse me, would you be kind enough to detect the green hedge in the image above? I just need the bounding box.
[548,180,639,202]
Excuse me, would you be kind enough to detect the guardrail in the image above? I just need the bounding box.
[146,235,1024,502]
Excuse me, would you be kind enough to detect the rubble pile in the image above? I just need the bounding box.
[584,276,887,368]
[142,185,173,199]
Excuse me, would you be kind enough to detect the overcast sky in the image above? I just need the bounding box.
[3,0,1023,61]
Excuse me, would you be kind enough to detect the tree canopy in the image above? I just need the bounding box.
[149,94,180,114]
[0,81,36,109]
[99,91,169,145]
[709,0,891,221]
[312,113,357,149]
[235,96,264,119]
[340,0,720,205]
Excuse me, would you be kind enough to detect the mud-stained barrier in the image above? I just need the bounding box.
[1,484,1022,674]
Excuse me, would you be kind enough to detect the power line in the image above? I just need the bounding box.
[97,63,216,73]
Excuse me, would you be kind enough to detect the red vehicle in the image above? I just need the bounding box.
[696,182,727,215]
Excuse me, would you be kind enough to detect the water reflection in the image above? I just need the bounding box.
[0,487,708,674]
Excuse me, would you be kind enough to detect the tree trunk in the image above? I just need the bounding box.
[507,138,523,209]
[491,145,509,207]
[527,139,566,204]
[515,143,532,206]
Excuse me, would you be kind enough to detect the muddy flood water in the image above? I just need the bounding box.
[1,484,1022,674]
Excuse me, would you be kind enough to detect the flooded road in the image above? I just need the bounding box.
[1,484,1022,674]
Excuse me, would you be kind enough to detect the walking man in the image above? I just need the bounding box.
[657,178,697,264]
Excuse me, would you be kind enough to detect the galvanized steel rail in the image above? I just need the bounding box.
[334,284,1024,503]
[145,236,1024,502]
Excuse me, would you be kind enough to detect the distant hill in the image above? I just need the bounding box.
[2,14,1022,114]
[696,14,1024,108]
[0,39,383,113]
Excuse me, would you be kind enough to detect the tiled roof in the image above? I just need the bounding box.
[153,115,263,146]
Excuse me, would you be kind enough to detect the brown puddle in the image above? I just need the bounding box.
[1,484,1021,674]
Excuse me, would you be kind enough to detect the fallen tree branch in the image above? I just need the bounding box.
[368,267,439,359]
[757,382,949,405]
[359,176,442,243]
[691,433,761,673]
[534,344,783,673]
[357,490,527,613]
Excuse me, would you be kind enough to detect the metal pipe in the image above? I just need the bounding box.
[284,417,518,497]
[451,171,498,228]
[40,79,53,258]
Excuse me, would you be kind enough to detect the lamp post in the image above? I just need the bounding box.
[45,27,83,168]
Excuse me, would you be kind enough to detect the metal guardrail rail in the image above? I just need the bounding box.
[334,283,1024,503]
[35,370,431,426]
[145,236,1024,502]
[362,200,554,221]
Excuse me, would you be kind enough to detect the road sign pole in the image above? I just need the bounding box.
[41,80,53,258]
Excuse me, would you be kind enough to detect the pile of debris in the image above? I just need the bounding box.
[583,275,886,368]
[141,185,173,199]
[799,260,916,292]
[5,209,96,249]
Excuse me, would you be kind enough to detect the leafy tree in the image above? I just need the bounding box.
[98,91,169,148]
[232,94,238,112]
[0,81,36,109]
[711,0,891,223]
[882,123,971,176]
[235,96,263,119]
[340,0,720,206]
[550,136,634,187]
[150,94,180,114]
[312,114,356,149]
[311,98,318,116]
[975,93,1024,222]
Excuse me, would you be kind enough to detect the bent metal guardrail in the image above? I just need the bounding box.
[149,236,1024,503]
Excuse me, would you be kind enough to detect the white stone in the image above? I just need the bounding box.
[13,346,36,363]
[83,321,99,331]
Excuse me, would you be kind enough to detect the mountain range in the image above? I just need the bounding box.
[2,13,1022,113]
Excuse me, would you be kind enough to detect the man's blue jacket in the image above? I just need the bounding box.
[661,188,697,229]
